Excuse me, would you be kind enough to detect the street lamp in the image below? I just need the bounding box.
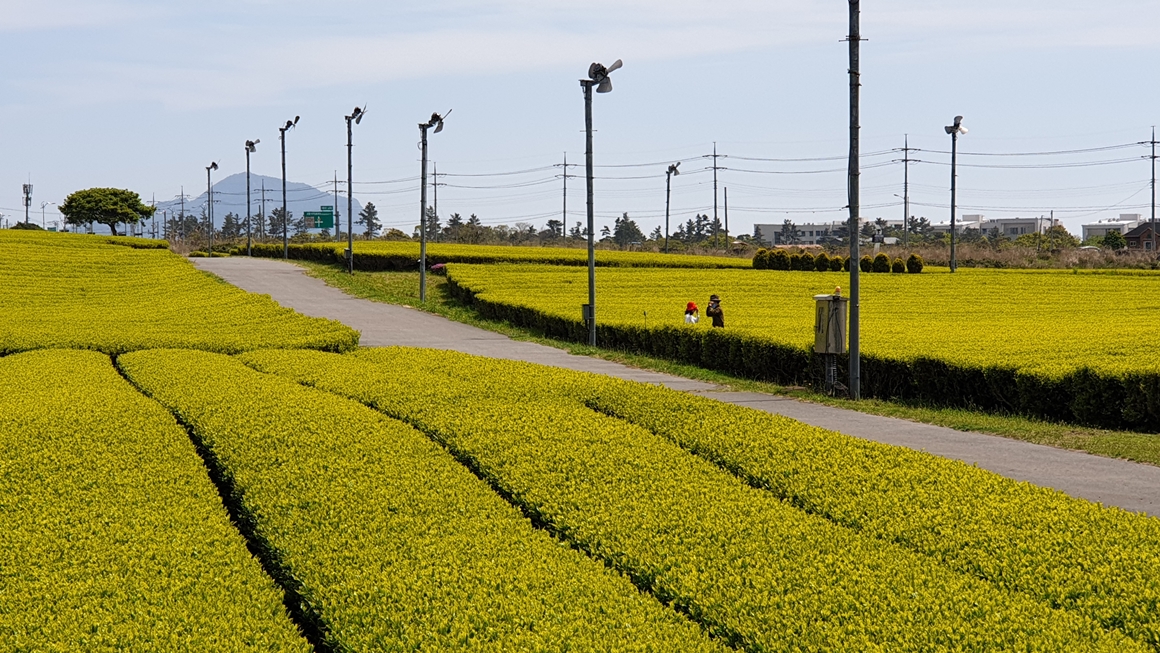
[945,115,967,272]
[581,58,622,347]
[345,105,367,275]
[40,201,55,229]
[665,162,680,253]
[206,162,218,257]
[418,110,449,301]
[245,139,259,256]
[279,116,300,258]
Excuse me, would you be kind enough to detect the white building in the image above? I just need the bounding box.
[1082,214,1142,242]
[754,218,903,246]
[931,214,1059,237]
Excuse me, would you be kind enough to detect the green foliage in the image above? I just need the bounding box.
[814,252,830,271]
[798,251,815,271]
[906,253,925,274]
[843,255,852,271]
[0,231,357,355]
[859,255,873,272]
[1103,230,1128,251]
[244,347,1145,652]
[892,257,905,273]
[0,350,308,651]
[59,187,155,236]
[121,348,722,652]
[751,248,770,269]
[586,376,1160,650]
[770,249,791,270]
[829,255,844,272]
[872,252,891,273]
[10,221,43,230]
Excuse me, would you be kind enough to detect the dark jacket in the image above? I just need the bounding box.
[706,302,724,328]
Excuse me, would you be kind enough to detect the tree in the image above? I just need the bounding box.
[221,212,242,239]
[268,208,286,238]
[424,206,441,241]
[649,225,663,242]
[1102,230,1127,251]
[444,212,463,241]
[60,188,154,236]
[599,224,612,242]
[612,213,645,248]
[569,221,585,240]
[357,202,380,238]
[545,219,564,239]
[779,219,800,245]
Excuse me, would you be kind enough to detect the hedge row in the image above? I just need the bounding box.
[582,376,1160,649]
[244,347,1143,652]
[447,276,1160,431]
[0,350,308,651]
[753,249,924,273]
[244,241,754,270]
[121,348,720,652]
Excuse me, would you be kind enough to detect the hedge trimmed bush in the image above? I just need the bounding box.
[892,257,906,273]
[829,256,844,272]
[859,256,873,272]
[799,252,815,271]
[873,253,891,273]
[770,249,791,270]
[907,253,924,274]
[814,252,830,271]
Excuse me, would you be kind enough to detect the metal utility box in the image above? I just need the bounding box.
[581,304,595,323]
[814,294,848,355]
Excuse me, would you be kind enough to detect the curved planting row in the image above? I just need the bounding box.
[118,348,722,652]
[0,350,309,651]
[240,347,1142,652]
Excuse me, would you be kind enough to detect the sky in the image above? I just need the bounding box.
[3,0,1160,238]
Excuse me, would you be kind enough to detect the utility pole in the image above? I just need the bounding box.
[180,187,186,241]
[562,152,568,238]
[432,161,439,225]
[664,162,680,253]
[334,171,340,240]
[900,135,912,248]
[847,0,862,400]
[279,116,299,259]
[260,180,267,238]
[345,105,365,275]
[724,187,729,247]
[245,139,258,256]
[1151,127,1157,254]
[711,143,720,247]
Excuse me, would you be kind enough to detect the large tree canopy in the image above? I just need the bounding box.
[60,188,155,236]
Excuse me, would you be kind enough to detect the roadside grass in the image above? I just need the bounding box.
[295,261,1160,468]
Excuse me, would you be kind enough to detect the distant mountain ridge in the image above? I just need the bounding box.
[153,173,365,230]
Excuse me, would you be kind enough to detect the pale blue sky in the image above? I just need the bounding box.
[3,1,1159,236]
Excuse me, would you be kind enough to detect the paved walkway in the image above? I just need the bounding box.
[195,257,1160,515]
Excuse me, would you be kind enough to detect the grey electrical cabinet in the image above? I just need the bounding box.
[814,294,848,355]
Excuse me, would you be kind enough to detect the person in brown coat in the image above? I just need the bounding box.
[706,294,724,328]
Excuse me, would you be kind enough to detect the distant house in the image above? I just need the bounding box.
[1124,222,1159,252]
[1082,214,1141,242]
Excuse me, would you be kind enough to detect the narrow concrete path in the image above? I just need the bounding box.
[195,257,1160,515]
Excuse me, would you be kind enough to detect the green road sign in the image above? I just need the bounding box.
[303,211,334,229]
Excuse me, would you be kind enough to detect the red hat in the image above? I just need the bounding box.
[686,301,697,310]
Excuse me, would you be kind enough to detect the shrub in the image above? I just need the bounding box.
[751,248,770,270]
[873,253,891,273]
[906,253,924,274]
[814,252,830,272]
[799,252,815,271]
[830,256,844,272]
[892,258,905,273]
[859,255,873,272]
[789,253,802,271]
[770,249,791,270]
[843,256,852,272]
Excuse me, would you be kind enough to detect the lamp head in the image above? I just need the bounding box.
[588,59,622,93]
[208,161,218,171]
[668,162,680,176]
[946,115,967,135]
[246,139,259,152]
[352,105,367,124]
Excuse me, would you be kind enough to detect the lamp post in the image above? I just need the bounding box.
[418,110,448,301]
[279,116,299,259]
[245,139,259,256]
[665,162,679,253]
[945,115,967,272]
[345,106,367,274]
[206,162,218,257]
[40,201,55,229]
[580,58,622,347]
